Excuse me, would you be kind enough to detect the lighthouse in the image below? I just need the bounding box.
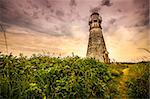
[86,12,110,63]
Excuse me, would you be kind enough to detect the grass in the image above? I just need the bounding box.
[0,53,149,99]
[108,62,149,99]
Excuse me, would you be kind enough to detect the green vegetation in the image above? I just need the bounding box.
[0,53,116,99]
[126,63,149,98]
[0,53,149,99]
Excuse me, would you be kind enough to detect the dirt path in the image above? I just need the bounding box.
[118,68,129,99]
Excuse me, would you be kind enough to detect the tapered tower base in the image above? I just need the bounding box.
[86,12,110,63]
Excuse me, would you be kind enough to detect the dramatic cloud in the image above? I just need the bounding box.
[0,0,149,62]
[70,0,77,7]
[101,0,112,6]
[109,18,116,25]
[0,0,72,36]
[90,0,113,13]
[90,6,101,13]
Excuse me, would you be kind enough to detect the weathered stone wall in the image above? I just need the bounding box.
[86,13,110,63]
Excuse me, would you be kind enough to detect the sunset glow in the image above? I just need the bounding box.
[0,0,149,62]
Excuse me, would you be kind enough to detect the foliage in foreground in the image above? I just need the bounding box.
[0,54,115,99]
[126,63,149,98]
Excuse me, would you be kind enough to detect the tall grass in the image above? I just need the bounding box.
[0,24,8,54]
[126,63,149,98]
[0,53,118,99]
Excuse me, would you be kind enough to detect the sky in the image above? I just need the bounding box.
[0,0,149,62]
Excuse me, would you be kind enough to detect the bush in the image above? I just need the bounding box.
[0,54,115,99]
[126,63,149,98]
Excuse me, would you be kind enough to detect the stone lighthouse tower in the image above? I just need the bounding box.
[86,12,110,63]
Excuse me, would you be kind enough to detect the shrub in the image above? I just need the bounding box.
[0,54,115,98]
[126,63,149,98]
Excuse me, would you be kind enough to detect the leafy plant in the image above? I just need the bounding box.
[126,63,149,98]
[0,53,116,99]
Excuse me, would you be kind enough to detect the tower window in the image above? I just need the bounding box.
[89,21,92,25]
[94,20,97,22]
